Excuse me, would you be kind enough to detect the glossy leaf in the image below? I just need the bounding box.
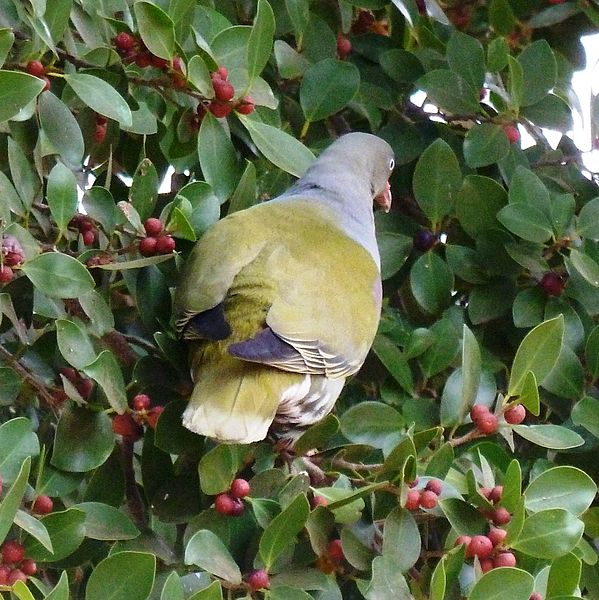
[0,457,30,544]
[464,123,510,168]
[134,1,175,60]
[469,568,534,600]
[82,351,128,413]
[0,70,44,123]
[512,424,584,449]
[382,507,420,572]
[410,253,454,315]
[56,318,97,369]
[24,508,86,561]
[247,0,275,81]
[185,530,242,584]
[0,418,39,485]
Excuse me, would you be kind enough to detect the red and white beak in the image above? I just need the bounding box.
[374,181,392,213]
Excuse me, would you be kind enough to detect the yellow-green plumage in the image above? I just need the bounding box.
[174,133,394,444]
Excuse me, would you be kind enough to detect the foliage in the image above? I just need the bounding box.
[0,0,599,599]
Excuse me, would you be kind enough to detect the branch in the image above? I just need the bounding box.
[448,428,487,447]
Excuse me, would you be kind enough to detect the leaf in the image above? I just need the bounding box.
[546,553,581,598]
[22,252,95,298]
[518,40,557,106]
[259,494,310,568]
[38,91,84,166]
[160,572,184,600]
[446,31,485,89]
[188,581,223,600]
[469,568,534,600]
[0,367,20,406]
[569,249,599,287]
[519,371,540,416]
[0,418,39,485]
[0,70,45,123]
[410,253,454,315]
[14,509,53,552]
[198,444,244,495]
[512,509,584,559]
[512,424,584,450]
[247,0,274,81]
[577,197,599,240]
[45,572,69,600]
[187,55,213,97]
[340,401,404,448]
[438,498,487,535]
[64,73,132,126]
[413,138,462,226]
[372,335,414,394]
[0,457,31,544]
[198,113,240,201]
[82,351,128,413]
[300,58,360,122]
[56,318,97,369]
[51,405,114,472]
[72,502,140,540]
[507,315,564,396]
[464,123,510,168]
[524,466,596,516]
[9,137,40,210]
[129,158,158,222]
[239,116,315,177]
[382,507,420,572]
[0,29,14,67]
[285,0,310,37]
[185,530,242,584]
[85,551,156,600]
[362,555,412,600]
[572,395,599,438]
[417,69,482,114]
[134,1,175,60]
[497,203,553,243]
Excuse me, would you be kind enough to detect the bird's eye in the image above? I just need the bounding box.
[389,158,395,171]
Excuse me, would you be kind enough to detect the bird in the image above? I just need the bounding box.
[173,132,395,444]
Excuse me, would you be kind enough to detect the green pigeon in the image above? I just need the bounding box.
[174,132,395,443]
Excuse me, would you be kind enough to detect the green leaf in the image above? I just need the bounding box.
[14,509,53,552]
[469,568,534,600]
[9,137,40,210]
[294,414,339,455]
[72,502,140,540]
[259,494,310,569]
[38,91,84,166]
[340,401,404,448]
[83,187,117,233]
[377,232,412,280]
[512,424,584,450]
[56,318,97,369]
[507,315,564,396]
[489,0,517,34]
[239,116,315,177]
[247,0,274,82]
[64,74,132,126]
[0,457,31,544]
[129,159,158,222]
[85,551,156,600]
[413,138,462,226]
[187,55,213,97]
[518,371,540,416]
[455,175,507,237]
[410,253,454,315]
[0,70,45,123]
[497,204,553,243]
[487,37,510,72]
[51,405,114,472]
[285,0,309,37]
[0,367,20,406]
[382,507,420,572]
[438,498,487,535]
[198,444,244,495]
[188,581,223,600]
[578,197,599,240]
[134,1,175,60]
[185,530,242,584]
[569,249,599,287]
[160,572,184,600]
[446,31,485,89]
[518,40,557,106]
[461,325,482,411]
[198,113,240,201]
[362,555,413,600]
[300,58,360,122]
[524,466,596,516]
[417,69,482,114]
[372,335,414,394]
[82,351,128,413]
[22,252,95,298]
[0,29,14,67]
[45,572,69,600]
[512,509,584,559]
[24,508,86,562]
[464,123,510,168]
[380,49,424,85]
[541,344,584,400]
[547,553,581,598]
[572,395,599,438]
[0,418,39,485]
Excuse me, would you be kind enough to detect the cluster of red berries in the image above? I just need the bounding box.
[94,114,108,144]
[336,35,352,60]
[0,235,24,284]
[470,404,499,435]
[479,485,512,526]
[0,540,38,586]
[405,478,442,510]
[139,218,176,257]
[539,271,565,296]
[214,478,251,517]
[58,366,94,400]
[504,124,520,144]
[455,529,516,572]
[25,60,51,91]
[112,394,164,441]
[69,214,98,247]
[197,67,255,121]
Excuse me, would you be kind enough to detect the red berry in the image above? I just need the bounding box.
[480,558,494,572]
[455,535,471,547]
[408,477,419,488]
[466,535,493,559]
[115,32,136,51]
[504,404,526,425]
[336,35,352,59]
[405,489,421,510]
[413,229,437,251]
[0,265,13,283]
[111,413,143,441]
[132,393,152,411]
[236,96,255,115]
[139,236,157,257]
[82,229,95,246]
[135,52,152,68]
[26,60,45,77]
[539,272,565,296]
[218,66,228,79]
[504,124,520,144]
[229,497,244,516]
[208,101,232,118]
[548,0,564,4]
[246,569,270,591]
[150,55,168,69]
[155,235,176,254]
[476,412,499,435]
[146,406,164,429]
[425,479,442,496]
[529,593,543,600]
[41,76,51,91]
[4,252,22,267]
[491,507,512,526]
[489,485,503,503]
[144,217,163,237]
[327,539,345,562]
[33,495,54,515]
[470,404,490,422]
[213,78,235,102]
[94,123,107,144]
[75,377,94,399]
[20,559,37,576]
[419,490,439,509]
[80,219,94,232]
[493,551,517,568]
[7,569,27,584]
[488,527,507,546]
[2,540,25,564]
[0,565,9,584]
[172,56,184,73]
[311,495,329,508]
[215,493,236,515]
[230,478,251,499]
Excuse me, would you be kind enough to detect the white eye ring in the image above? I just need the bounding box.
[389,158,395,171]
